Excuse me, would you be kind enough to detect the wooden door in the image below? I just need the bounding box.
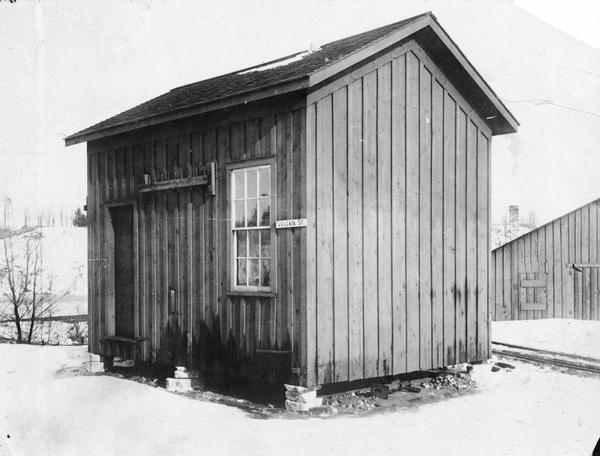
[518,272,547,312]
[110,205,135,338]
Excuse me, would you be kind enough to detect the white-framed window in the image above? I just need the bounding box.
[231,165,271,290]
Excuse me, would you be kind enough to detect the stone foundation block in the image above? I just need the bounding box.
[166,378,193,393]
[89,353,102,363]
[88,361,105,373]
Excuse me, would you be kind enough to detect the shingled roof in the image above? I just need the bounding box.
[65,12,517,145]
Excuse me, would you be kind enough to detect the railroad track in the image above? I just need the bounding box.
[492,341,600,376]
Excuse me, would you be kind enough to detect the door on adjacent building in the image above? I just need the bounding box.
[518,272,547,312]
[110,205,135,338]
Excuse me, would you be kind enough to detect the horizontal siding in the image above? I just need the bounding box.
[306,40,492,385]
[87,97,306,382]
[491,199,600,322]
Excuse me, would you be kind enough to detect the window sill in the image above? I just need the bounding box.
[226,290,276,298]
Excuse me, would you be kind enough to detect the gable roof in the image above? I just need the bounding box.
[493,196,600,251]
[65,12,518,146]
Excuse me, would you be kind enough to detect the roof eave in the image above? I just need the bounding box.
[426,18,519,134]
[66,13,518,146]
[308,14,433,87]
[308,14,518,136]
[65,77,309,146]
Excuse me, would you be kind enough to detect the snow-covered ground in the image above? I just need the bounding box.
[1,344,599,456]
[0,320,87,346]
[493,319,600,360]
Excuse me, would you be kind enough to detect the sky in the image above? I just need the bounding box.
[515,0,600,48]
[0,0,598,226]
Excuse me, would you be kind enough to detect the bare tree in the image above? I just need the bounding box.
[0,230,63,343]
[67,305,88,345]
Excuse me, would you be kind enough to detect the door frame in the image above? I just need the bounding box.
[105,199,138,339]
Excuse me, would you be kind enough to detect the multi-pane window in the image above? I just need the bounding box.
[232,165,271,290]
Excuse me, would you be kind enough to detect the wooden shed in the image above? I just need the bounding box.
[65,12,518,386]
[492,198,600,322]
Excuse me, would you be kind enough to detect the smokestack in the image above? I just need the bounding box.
[509,205,519,232]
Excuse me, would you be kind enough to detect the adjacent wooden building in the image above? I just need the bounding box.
[66,12,518,386]
[492,198,600,322]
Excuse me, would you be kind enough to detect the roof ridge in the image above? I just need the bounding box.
[170,49,310,93]
[304,11,433,79]
[170,12,433,93]
[66,10,517,145]
[322,11,433,47]
[493,195,600,250]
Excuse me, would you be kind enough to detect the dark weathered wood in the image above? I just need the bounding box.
[204,129,217,328]
[391,55,407,374]
[305,103,317,386]
[293,108,307,381]
[347,78,364,382]
[510,241,519,321]
[431,79,444,367]
[574,210,582,319]
[308,43,495,379]
[477,132,489,359]
[88,98,306,378]
[405,51,420,373]
[562,215,571,318]
[568,212,577,318]
[315,95,334,384]
[544,224,554,318]
[552,220,562,318]
[519,237,528,320]
[521,302,547,311]
[377,63,393,377]
[276,112,289,351]
[216,126,229,341]
[499,244,509,321]
[592,203,599,320]
[535,221,545,319]
[455,108,467,362]
[111,205,135,338]
[137,189,146,354]
[88,151,97,353]
[363,69,378,379]
[102,335,145,344]
[86,36,500,386]
[308,46,494,377]
[582,206,590,320]
[418,63,432,370]
[520,279,546,288]
[442,92,456,363]
[332,87,349,382]
[492,198,600,322]
[103,150,114,336]
[137,175,209,193]
[465,119,478,360]
[68,82,309,146]
[230,123,243,161]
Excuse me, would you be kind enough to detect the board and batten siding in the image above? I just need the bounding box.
[87,97,306,381]
[305,40,492,385]
[492,199,600,322]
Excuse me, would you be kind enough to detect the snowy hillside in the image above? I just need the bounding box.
[0,227,87,317]
[39,227,87,296]
[39,226,87,315]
